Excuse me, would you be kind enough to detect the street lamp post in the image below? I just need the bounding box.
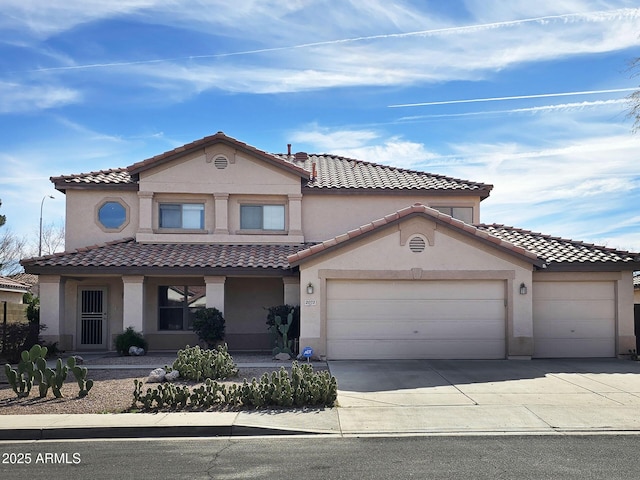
[39,195,55,256]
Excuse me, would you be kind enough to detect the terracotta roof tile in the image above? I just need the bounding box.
[50,133,492,196]
[476,224,640,266]
[21,239,313,271]
[0,275,30,291]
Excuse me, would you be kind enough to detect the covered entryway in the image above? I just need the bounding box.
[533,281,616,358]
[326,279,506,359]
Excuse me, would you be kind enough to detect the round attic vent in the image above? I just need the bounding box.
[214,156,228,169]
[409,236,426,253]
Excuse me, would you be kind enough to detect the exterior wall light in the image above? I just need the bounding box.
[519,282,527,295]
[306,282,314,294]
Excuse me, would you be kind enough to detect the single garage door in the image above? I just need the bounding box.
[326,279,506,359]
[533,281,615,358]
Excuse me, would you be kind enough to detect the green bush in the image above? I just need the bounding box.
[132,361,337,410]
[114,327,148,356]
[192,308,225,349]
[168,344,238,381]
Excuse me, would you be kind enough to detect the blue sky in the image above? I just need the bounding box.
[1,0,640,255]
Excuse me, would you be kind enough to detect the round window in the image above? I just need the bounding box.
[98,201,127,229]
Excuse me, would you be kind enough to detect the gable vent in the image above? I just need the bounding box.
[214,156,228,169]
[409,236,426,253]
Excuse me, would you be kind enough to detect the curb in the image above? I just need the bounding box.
[0,425,318,441]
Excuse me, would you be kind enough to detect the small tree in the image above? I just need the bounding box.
[192,308,225,349]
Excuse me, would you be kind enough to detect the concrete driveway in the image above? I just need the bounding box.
[328,359,640,435]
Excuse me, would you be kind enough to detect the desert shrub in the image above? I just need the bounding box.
[132,361,337,410]
[1,322,44,363]
[192,308,225,349]
[114,327,148,356]
[168,344,238,381]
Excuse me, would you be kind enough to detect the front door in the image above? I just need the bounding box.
[78,288,107,349]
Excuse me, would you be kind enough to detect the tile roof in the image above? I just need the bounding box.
[287,204,540,266]
[287,204,640,270]
[277,154,492,194]
[9,273,39,286]
[50,132,492,196]
[476,224,640,267]
[0,276,30,292]
[21,239,312,272]
[52,168,135,191]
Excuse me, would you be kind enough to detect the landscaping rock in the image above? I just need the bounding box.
[274,352,291,361]
[129,346,145,356]
[73,355,84,364]
[147,368,166,383]
[165,370,180,382]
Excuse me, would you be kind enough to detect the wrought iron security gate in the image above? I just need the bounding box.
[78,288,107,349]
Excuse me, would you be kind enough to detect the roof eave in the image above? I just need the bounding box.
[302,186,492,198]
[23,265,297,277]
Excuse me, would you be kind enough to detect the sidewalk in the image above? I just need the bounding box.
[2,358,640,439]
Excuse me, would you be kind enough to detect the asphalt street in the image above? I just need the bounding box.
[1,435,638,479]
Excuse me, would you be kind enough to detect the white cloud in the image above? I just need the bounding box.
[0,81,80,113]
[10,2,640,96]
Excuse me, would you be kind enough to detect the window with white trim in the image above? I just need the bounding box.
[240,205,285,231]
[159,203,204,229]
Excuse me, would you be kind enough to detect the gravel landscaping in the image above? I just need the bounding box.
[0,353,313,415]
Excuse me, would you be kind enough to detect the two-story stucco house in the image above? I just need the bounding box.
[21,132,640,359]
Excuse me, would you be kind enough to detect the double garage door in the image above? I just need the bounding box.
[326,279,616,359]
[326,279,506,360]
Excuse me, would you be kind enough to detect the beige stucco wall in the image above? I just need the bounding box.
[65,190,139,250]
[0,290,25,303]
[301,194,480,242]
[297,216,534,359]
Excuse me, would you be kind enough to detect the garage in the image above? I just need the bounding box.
[326,279,506,359]
[533,281,616,358]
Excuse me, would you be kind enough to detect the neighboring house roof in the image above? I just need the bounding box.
[9,273,39,287]
[0,276,30,293]
[287,204,640,271]
[51,132,492,198]
[20,239,311,275]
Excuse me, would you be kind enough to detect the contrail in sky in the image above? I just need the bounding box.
[25,8,639,73]
[388,89,637,108]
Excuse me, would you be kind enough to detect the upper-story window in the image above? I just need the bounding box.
[159,203,204,229]
[433,206,473,224]
[240,205,285,231]
[96,199,129,232]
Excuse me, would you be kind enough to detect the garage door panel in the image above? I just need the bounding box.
[328,280,504,300]
[533,281,615,358]
[329,318,506,340]
[327,339,506,360]
[327,299,505,321]
[326,279,505,359]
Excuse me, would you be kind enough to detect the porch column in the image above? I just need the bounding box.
[214,193,229,235]
[205,276,226,314]
[122,276,145,333]
[288,193,303,236]
[39,275,63,345]
[138,191,154,234]
[283,277,300,306]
